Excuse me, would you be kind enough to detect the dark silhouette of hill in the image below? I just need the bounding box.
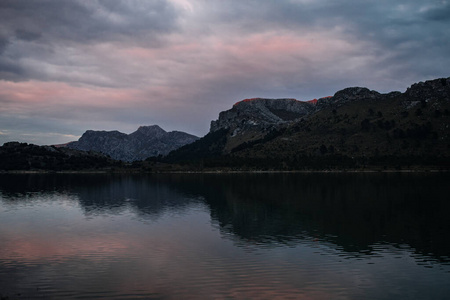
[0,142,122,171]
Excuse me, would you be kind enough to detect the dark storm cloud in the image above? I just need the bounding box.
[15,30,42,42]
[0,60,26,81]
[179,0,449,92]
[0,0,177,43]
[204,1,449,51]
[422,1,450,21]
[0,36,8,52]
[0,0,179,81]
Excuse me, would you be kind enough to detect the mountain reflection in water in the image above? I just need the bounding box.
[0,173,449,299]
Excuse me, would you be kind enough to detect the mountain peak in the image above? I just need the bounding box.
[137,125,164,131]
[134,125,166,137]
[68,125,198,161]
[333,87,380,102]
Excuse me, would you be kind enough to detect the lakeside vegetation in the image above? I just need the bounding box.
[0,141,447,173]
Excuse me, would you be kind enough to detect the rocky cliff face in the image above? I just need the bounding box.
[210,98,316,135]
[209,89,381,134]
[67,125,198,161]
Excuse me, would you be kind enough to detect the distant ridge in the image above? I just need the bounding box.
[67,125,198,162]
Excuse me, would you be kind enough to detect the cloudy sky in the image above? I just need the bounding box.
[0,0,449,145]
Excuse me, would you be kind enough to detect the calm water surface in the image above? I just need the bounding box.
[0,173,449,299]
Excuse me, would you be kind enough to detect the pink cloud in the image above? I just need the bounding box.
[0,81,139,106]
[216,33,314,57]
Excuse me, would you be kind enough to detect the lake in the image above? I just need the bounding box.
[1,172,449,299]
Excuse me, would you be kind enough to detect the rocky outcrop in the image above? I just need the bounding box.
[405,77,450,101]
[67,125,198,161]
[209,89,380,134]
[210,98,315,134]
[316,87,380,108]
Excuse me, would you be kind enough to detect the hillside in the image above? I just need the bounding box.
[163,77,450,170]
[0,142,123,171]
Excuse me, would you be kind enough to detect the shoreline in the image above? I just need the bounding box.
[1,168,448,174]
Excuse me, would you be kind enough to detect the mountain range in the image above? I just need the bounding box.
[163,77,450,170]
[1,77,449,171]
[66,125,199,162]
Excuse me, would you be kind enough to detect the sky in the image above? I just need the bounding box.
[0,0,449,145]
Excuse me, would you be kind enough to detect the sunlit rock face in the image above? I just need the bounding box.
[67,125,198,161]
